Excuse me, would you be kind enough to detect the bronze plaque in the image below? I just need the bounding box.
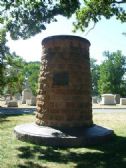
[53,72,69,86]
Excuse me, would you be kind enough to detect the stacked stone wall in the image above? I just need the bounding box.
[36,35,93,127]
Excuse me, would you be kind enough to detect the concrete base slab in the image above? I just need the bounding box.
[14,123,115,147]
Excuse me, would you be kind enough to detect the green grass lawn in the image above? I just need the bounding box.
[0,112,126,168]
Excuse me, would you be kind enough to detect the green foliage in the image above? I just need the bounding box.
[0,28,25,95]
[0,0,80,39]
[0,28,17,94]
[22,62,40,95]
[0,0,126,38]
[2,53,25,96]
[0,27,40,96]
[0,37,23,96]
[73,0,126,32]
[98,50,126,96]
[2,60,40,97]
[0,28,9,83]
[90,58,100,96]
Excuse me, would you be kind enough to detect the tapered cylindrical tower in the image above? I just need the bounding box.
[36,35,93,128]
[14,35,114,147]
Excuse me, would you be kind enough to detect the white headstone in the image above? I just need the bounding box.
[120,98,126,105]
[22,88,33,104]
[26,96,36,106]
[100,94,116,105]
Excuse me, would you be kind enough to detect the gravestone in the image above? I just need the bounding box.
[100,94,116,105]
[26,96,36,106]
[92,97,98,104]
[14,93,21,100]
[5,95,11,105]
[7,100,18,107]
[14,35,114,147]
[120,98,126,105]
[115,94,120,104]
[21,88,32,104]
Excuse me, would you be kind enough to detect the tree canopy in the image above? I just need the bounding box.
[74,0,126,32]
[22,62,40,95]
[0,28,11,90]
[1,57,40,96]
[0,0,126,39]
[98,50,126,96]
[3,54,25,97]
[90,58,100,96]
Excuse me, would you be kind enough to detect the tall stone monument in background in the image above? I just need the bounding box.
[14,35,114,147]
[22,88,33,104]
[21,78,33,104]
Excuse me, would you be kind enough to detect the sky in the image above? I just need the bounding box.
[7,15,126,64]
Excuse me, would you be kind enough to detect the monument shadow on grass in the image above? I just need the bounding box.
[17,135,126,168]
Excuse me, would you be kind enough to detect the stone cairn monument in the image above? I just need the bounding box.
[14,35,114,147]
[36,36,92,127]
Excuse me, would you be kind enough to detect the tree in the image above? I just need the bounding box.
[0,28,10,91]
[22,62,40,95]
[0,27,40,96]
[0,27,26,96]
[0,0,80,39]
[0,0,126,39]
[73,0,126,32]
[2,59,40,97]
[98,50,126,96]
[2,53,25,97]
[90,58,100,96]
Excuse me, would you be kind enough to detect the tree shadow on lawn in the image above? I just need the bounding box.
[17,135,126,168]
[18,161,48,168]
[0,115,10,122]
